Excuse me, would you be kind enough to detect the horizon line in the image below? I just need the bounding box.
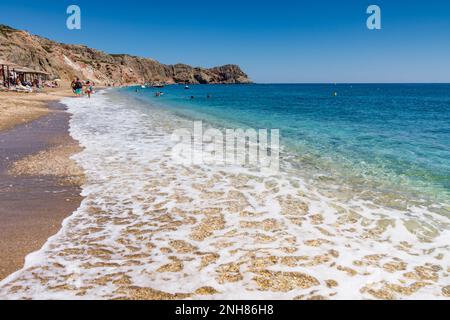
[4,23,450,85]
[253,82,450,85]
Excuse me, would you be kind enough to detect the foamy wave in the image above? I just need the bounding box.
[0,91,448,300]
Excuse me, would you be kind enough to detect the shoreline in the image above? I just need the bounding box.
[0,89,85,280]
[0,87,448,300]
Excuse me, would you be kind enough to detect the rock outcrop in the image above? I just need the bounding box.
[0,25,251,85]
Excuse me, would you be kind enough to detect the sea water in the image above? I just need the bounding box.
[0,84,448,299]
[130,84,450,205]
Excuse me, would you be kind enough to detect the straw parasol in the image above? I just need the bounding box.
[13,66,50,74]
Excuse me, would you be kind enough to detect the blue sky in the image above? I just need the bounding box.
[1,0,450,83]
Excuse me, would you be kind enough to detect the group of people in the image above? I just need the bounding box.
[2,71,59,92]
[71,78,95,98]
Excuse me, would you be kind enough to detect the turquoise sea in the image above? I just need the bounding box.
[122,84,450,212]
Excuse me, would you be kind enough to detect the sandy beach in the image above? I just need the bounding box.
[0,1,449,305]
[0,89,73,131]
[0,88,446,300]
[0,87,84,280]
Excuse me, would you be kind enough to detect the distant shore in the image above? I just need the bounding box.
[0,86,84,280]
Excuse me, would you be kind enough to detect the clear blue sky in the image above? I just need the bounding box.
[1,0,450,83]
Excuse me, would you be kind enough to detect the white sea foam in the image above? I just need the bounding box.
[0,90,448,300]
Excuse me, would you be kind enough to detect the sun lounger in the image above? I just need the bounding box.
[15,84,33,93]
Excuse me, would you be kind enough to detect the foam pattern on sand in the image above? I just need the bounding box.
[0,91,448,300]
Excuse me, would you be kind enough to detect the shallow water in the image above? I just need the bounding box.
[0,86,448,300]
[129,84,450,205]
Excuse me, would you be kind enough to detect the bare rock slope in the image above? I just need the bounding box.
[0,25,251,85]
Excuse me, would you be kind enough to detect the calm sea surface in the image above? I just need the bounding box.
[122,84,450,209]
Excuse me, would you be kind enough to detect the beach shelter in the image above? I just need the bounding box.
[0,60,51,87]
[0,59,16,87]
[0,60,24,87]
[13,66,51,83]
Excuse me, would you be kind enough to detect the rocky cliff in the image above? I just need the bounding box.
[0,25,251,85]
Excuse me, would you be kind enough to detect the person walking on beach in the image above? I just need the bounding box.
[72,78,83,97]
[85,81,94,98]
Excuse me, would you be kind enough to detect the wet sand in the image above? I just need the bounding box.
[0,99,83,280]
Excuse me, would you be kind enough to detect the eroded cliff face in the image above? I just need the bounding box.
[0,25,251,85]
